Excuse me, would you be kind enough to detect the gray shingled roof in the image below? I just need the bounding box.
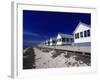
[58,33,73,38]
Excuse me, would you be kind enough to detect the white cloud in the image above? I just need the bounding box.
[24,40,42,43]
[24,31,41,37]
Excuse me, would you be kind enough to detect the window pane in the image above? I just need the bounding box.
[77,33,79,38]
[80,32,83,37]
[62,37,65,42]
[48,41,50,44]
[87,30,90,37]
[71,38,74,42]
[52,40,55,43]
[75,34,77,39]
[67,38,69,42]
[84,31,87,37]
[75,33,79,39]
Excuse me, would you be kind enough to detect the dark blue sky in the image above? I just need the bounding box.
[23,10,91,48]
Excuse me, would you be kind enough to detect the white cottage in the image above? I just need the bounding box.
[73,22,91,46]
[45,40,50,46]
[56,33,73,46]
[50,37,57,46]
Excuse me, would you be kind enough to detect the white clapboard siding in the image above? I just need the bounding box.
[73,22,91,44]
[56,33,73,45]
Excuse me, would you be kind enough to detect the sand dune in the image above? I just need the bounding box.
[34,47,90,69]
[23,47,90,69]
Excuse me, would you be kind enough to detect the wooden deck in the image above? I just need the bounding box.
[38,45,91,53]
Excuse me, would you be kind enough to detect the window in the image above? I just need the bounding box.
[52,40,56,43]
[66,38,69,42]
[84,31,87,37]
[84,29,90,37]
[48,41,50,44]
[77,33,79,38]
[75,34,77,39]
[80,32,83,37]
[71,38,74,42]
[87,30,90,37]
[75,33,79,39]
[62,37,65,42]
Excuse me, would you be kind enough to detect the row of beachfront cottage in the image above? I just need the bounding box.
[40,22,91,47]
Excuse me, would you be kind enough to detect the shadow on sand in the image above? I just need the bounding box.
[23,48,36,69]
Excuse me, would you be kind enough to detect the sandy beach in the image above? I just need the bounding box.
[23,47,90,69]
